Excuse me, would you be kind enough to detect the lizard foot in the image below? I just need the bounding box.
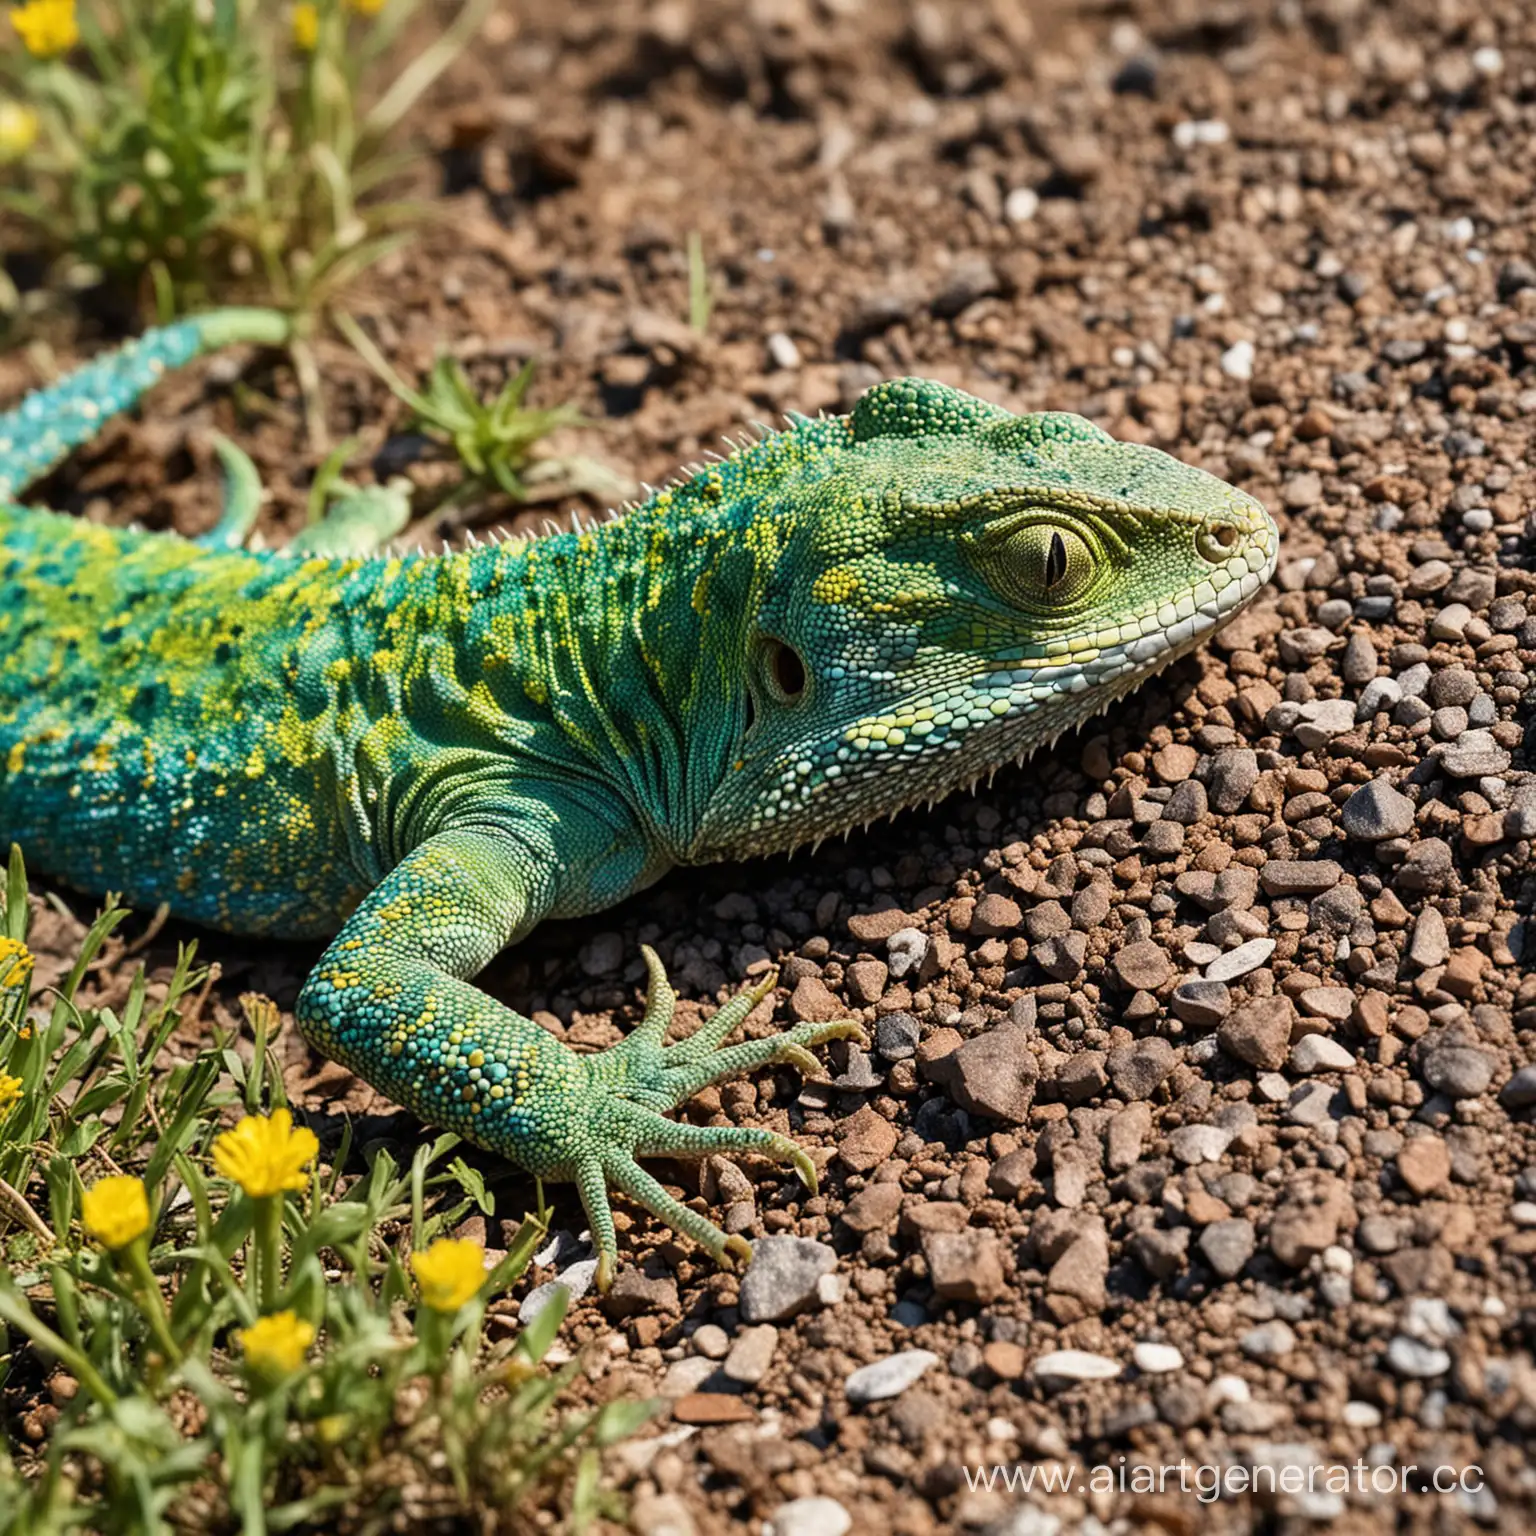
[575,946,864,1288]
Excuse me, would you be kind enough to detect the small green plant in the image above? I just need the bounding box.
[0,0,492,322]
[337,311,632,520]
[0,847,649,1531]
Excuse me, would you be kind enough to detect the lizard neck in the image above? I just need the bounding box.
[332,413,855,863]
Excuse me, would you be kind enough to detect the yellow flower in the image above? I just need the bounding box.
[410,1237,486,1312]
[0,103,35,163]
[0,937,33,991]
[345,0,384,13]
[211,1108,317,1199]
[0,1071,21,1111]
[10,0,76,58]
[81,1175,151,1251]
[290,1,317,50]
[239,1310,314,1376]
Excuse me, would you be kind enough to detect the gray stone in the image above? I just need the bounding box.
[1341,633,1378,685]
[1171,978,1232,1027]
[1287,1081,1338,1125]
[1421,1044,1495,1099]
[1260,860,1342,897]
[1105,1035,1178,1100]
[1498,1065,1536,1110]
[1241,1320,1297,1358]
[1207,749,1259,813]
[578,931,625,977]
[1169,1123,1234,1164]
[1294,697,1358,749]
[1434,730,1511,778]
[1395,837,1453,893]
[1341,779,1415,841]
[1356,676,1403,718]
[740,1237,837,1323]
[1131,1226,1189,1280]
[1199,1219,1256,1279]
[1290,1034,1355,1073]
[875,1012,921,1060]
[1409,907,1450,970]
[520,1258,601,1326]
[723,1324,779,1385]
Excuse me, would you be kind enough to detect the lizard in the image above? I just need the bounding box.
[0,309,1279,1288]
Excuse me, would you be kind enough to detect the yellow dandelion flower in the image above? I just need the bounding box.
[10,0,76,58]
[0,937,33,991]
[0,1071,21,1111]
[0,102,37,162]
[239,1310,315,1376]
[211,1108,317,1199]
[345,0,384,13]
[81,1174,151,1251]
[290,1,317,50]
[410,1236,486,1312]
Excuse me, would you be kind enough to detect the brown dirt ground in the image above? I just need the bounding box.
[6,0,1536,1532]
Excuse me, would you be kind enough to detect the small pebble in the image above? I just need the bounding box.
[845,1349,939,1403]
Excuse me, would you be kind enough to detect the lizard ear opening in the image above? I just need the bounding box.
[756,636,809,705]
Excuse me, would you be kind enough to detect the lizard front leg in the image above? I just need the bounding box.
[295,826,859,1288]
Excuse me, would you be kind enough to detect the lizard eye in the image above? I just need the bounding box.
[1003,524,1096,607]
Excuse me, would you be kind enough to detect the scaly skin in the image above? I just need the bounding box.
[0,312,1279,1286]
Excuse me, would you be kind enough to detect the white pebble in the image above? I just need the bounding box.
[1206,937,1275,982]
[1321,1244,1354,1275]
[1005,187,1040,224]
[1032,1349,1121,1383]
[1289,1034,1355,1073]
[766,331,801,371]
[1431,602,1472,638]
[1173,119,1230,149]
[1133,1341,1184,1374]
[1220,339,1255,380]
[770,1497,852,1536]
[1511,1202,1536,1228]
[1168,1123,1235,1165]
[1343,1401,1383,1428]
[1471,46,1504,75]
[845,1349,938,1403]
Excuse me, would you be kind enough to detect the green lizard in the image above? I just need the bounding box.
[0,310,1278,1286]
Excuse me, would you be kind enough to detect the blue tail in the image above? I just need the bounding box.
[0,308,289,501]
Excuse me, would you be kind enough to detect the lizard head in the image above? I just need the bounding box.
[688,377,1278,862]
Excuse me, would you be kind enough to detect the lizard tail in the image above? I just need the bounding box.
[0,307,290,503]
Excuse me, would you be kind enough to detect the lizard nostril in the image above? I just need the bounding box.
[1197,523,1241,562]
